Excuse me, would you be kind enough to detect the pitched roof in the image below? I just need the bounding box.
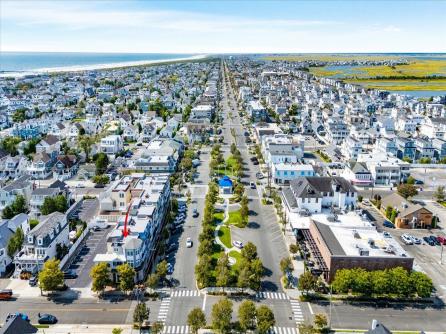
[41,134,59,145]
[0,314,38,334]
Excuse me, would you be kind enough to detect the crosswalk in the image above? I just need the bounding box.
[268,327,298,334]
[157,297,171,322]
[256,291,290,300]
[162,326,191,334]
[170,290,201,297]
[290,299,304,324]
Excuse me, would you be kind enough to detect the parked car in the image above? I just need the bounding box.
[409,235,422,245]
[29,276,38,287]
[256,172,264,179]
[250,182,256,189]
[423,236,435,246]
[429,235,440,246]
[383,231,392,238]
[0,289,13,300]
[233,240,244,249]
[414,179,424,185]
[38,313,58,324]
[167,263,174,275]
[383,220,395,228]
[171,226,183,235]
[63,270,77,279]
[437,235,446,245]
[401,234,413,245]
[166,243,179,254]
[186,238,193,248]
[192,208,199,218]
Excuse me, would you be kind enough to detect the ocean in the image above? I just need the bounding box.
[0,52,201,74]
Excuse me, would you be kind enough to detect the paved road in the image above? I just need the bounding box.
[312,301,446,331]
[221,62,289,292]
[170,149,210,290]
[0,297,134,325]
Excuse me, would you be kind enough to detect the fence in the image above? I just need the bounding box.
[59,224,90,270]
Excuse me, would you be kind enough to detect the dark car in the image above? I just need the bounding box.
[192,208,199,218]
[63,270,77,279]
[29,276,38,287]
[414,179,424,185]
[429,235,440,246]
[166,243,179,254]
[38,313,58,324]
[170,226,183,235]
[423,236,435,246]
[383,220,395,228]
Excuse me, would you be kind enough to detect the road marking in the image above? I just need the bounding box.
[157,297,171,322]
[171,290,200,297]
[307,302,314,315]
[256,291,290,300]
[268,327,298,334]
[290,300,304,323]
[202,293,207,311]
[163,325,190,334]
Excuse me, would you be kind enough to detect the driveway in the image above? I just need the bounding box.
[65,226,110,288]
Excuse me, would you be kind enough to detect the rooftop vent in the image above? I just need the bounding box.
[358,248,369,256]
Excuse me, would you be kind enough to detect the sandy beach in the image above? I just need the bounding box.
[0,54,208,78]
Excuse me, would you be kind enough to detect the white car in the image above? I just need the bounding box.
[409,235,422,245]
[383,231,392,238]
[233,240,244,249]
[186,238,193,248]
[401,234,413,245]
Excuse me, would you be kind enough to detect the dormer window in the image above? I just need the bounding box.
[28,236,33,244]
[37,237,43,246]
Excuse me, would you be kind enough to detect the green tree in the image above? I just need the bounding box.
[387,267,411,297]
[314,313,328,330]
[298,323,316,334]
[280,257,293,275]
[187,308,207,334]
[90,262,110,296]
[7,227,24,258]
[238,300,257,331]
[156,260,168,281]
[112,328,123,334]
[195,254,213,288]
[95,152,110,175]
[93,174,110,185]
[240,195,249,225]
[151,321,164,334]
[211,298,233,334]
[116,263,136,294]
[298,271,317,295]
[385,205,393,219]
[133,302,149,330]
[40,195,68,215]
[237,265,251,292]
[241,242,257,262]
[2,195,27,219]
[406,176,416,185]
[1,137,21,156]
[256,305,275,334]
[332,269,355,293]
[410,271,433,298]
[216,253,230,288]
[289,244,299,255]
[248,258,264,291]
[38,258,64,294]
[435,186,446,202]
[146,273,159,293]
[419,157,431,164]
[370,269,388,295]
[78,135,95,161]
[397,183,418,199]
[12,108,27,123]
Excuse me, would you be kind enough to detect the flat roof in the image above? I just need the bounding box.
[312,211,408,258]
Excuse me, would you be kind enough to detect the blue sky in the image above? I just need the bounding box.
[1,0,445,53]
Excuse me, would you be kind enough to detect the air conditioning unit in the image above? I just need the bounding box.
[358,248,369,256]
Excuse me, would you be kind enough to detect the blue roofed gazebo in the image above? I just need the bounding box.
[218,175,233,194]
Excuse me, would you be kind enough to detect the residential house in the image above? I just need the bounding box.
[14,212,69,274]
[53,155,79,180]
[100,135,123,156]
[380,193,433,229]
[0,176,33,211]
[27,152,54,179]
[281,176,357,214]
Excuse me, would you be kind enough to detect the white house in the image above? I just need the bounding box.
[14,212,69,275]
[281,176,357,214]
[100,135,124,155]
[272,163,315,185]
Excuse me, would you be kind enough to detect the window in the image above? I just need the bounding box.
[28,236,33,243]
[119,192,124,198]
[37,238,43,246]
[120,202,125,207]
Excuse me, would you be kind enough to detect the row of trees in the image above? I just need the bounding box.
[90,262,140,296]
[2,195,27,219]
[331,267,433,298]
[187,299,275,334]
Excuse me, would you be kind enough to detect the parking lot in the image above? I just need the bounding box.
[409,167,446,191]
[64,226,110,288]
[388,228,446,300]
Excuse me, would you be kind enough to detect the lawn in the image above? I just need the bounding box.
[213,212,225,224]
[227,210,244,228]
[218,225,232,249]
[228,250,242,270]
[215,155,241,177]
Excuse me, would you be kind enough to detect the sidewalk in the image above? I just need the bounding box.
[283,227,305,299]
[37,324,134,334]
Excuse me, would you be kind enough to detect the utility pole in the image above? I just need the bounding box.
[267,162,272,198]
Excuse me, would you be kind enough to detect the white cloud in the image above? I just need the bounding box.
[1,1,338,33]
